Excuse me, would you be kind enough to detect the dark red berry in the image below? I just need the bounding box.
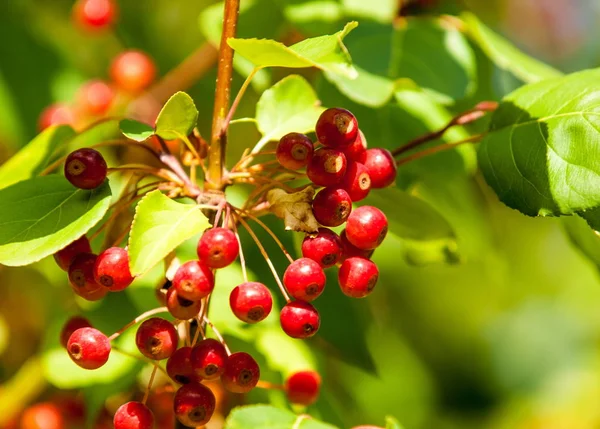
[315,107,359,148]
[221,352,260,393]
[76,80,115,116]
[113,401,154,429]
[67,327,111,369]
[54,236,91,271]
[285,370,321,405]
[229,282,273,323]
[307,148,347,187]
[283,258,326,302]
[135,317,178,360]
[344,130,367,162]
[110,50,157,93]
[280,301,320,339]
[68,253,107,301]
[276,132,314,170]
[60,316,92,348]
[190,338,228,380]
[38,103,74,131]
[20,402,65,429]
[94,247,134,291]
[173,261,214,301]
[197,228,239,269]
[301,228,343,268]
[173,382,216,427]
[73,0,117,30]
[338,257,379,298]
[340,229,374,260]
[166,288,201,320]
[340,161,371,202]
[167,346,200,385]
[360,148,397,188]
[64,148,107,189]
[312,187,352,227]
[345,206,388,250]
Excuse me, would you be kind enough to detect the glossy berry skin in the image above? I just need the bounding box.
[360,148,397,188]
[221,352,260,393]
[340,229,374,260]
[60,316,92,348]
[173,382,216,427]
[166,288,201,320]
[64,148,107,189]
[68,253,107,301]
[307,148,347,187]
[167,346,200,384]
[283,258,326,302]
[197,228,239,269]
[20,402,65,429]
[113,401,154,429]
[285,370,322,405]
[135,317,178,360]
[76,80,115,116]
[38,103,74,131]
[338,257,379,298]
[276,132,314,170]
[190,338,228,380]
[302,228,343,268]
[345,206,388,250]
[280,301,320,339]
[54,236,91,271]
[344,130,367,162]
[173,260,214,301]
[73,0,117,30]
[94,247,133,291]
[67,327,111,369]
[229,282,273,323]
[341,161,371,202]
[110,50,157,93]
[312,187,352,227]
[315,107,359,148]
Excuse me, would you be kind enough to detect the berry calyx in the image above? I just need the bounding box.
[67,327,111,369]
[307,148,347,187]
[60,316,92,348]
[340,229,374,260]
[340,161,371,202]
[190,338,228,380]
[38,103,75,131]
[110,50,157,93]
[280,301,320,339]
[316,107,359,148]
[64,148,107,190]
[20,402,65,429]
[283,258,326,302]
[173,260,214,301]
[344,130,367,162]
[338,257,379,298]
[229,282,273,323]
[166,288,201,320]
[54,236,91,271]
[221,352,260,393]
[135,317,178,360]
[276,132,314,170]
[93,247,134,291]
[113,401,154,429]
[312,187,352,227]
[285,370,322,405]
[360,148,397,188]
[68,253,107,301]
[167,346,199,384]
[196,228,239,269]
[345,206,388,250]
[173,382,216,427]
[76,80,115,116]
[73,0,118,30]
[301,228,343,268]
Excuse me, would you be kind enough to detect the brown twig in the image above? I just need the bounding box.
[396,134,485,166]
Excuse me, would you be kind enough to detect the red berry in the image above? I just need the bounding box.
[285,370,321,405]
[38,103,75,131]
[301,228,343,268]
[110,50,157,93]
[67,327,111,369]
[68,253,107,301]
[135,317,178,360]
[315,107,358,148]
[76,80,115,116]
[60,316,92,348]
[280,301,320,339]
[221,352,260,393]
[196,228,239,269]
[54,236,91,271]
[307,148,347,187]
[166,288,201,320]
[338,257,379,298]
[190,338,228,380]
[340,161,371,202]
[173,261,214,301]
[229,282,273,323]
[167,346,200,385]
[345,206,388,250]
[173,382,216,427]
[64,148,107,189]
[113,401,154,429]
[344,130,367,162]
[94,247,134,291]
[312,187,352,227]
[283,258,326,302]
[360,148,396,188]
[276,132,314,170]
[20,402,65,429]
[340,229,374,260]
[73,0,117,30]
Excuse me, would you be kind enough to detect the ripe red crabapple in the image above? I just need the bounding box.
[20,402,65,429]
[285,370,322,405]
[60,316,92,348]
[315,107,359,148]
[54,236,92,271]
[338,257,379,298]
[94,247,134,291]
[276,132,314,170]
[190,338,228,380]
[345,206,388,250]
[283,258,326,302]
[173,260,214,301]
[166,288,201,320]
[229,282,273,323]
[307,148,347,187]
[67,327,111,369]
[360,148,397,188]
[312,187,352,227]
[76,80,115,116]
[73,0,118,30]
[113,401,154,429]
[68,253,108,301]
[64,148,107,189]
[167,346,200,385]
[280,301,321,339]
[344,130,367,162]
[38,103,74,131]
[135,317,178,360]
[110,50,157,93]
[197,227,239,268]
[301,228,343,268]
[173,382,216,427]
[340,229,375,260]
[221,352,260,393]
[340,161,371,202]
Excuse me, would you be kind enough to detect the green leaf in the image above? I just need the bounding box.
[342,0,396,23]
[120,119,154,142]
[478,68,600,217]
[154,92,199,141]
[562,215,600,271]
[128,190,211,276]
[0,125,75,189]
[224,405,339,429]
[256,327,317,376]
[0,176,111,266]
[462,12,563,83]
[227,22,358,79]
[324,66,395,108]
[69,119,121,149]
[385,416,405,429]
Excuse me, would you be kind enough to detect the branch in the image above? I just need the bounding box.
[396,134,485,166]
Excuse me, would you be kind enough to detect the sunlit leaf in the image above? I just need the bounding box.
[120,119,154,142]
[224,405,339,429]
[155,92,199,140]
